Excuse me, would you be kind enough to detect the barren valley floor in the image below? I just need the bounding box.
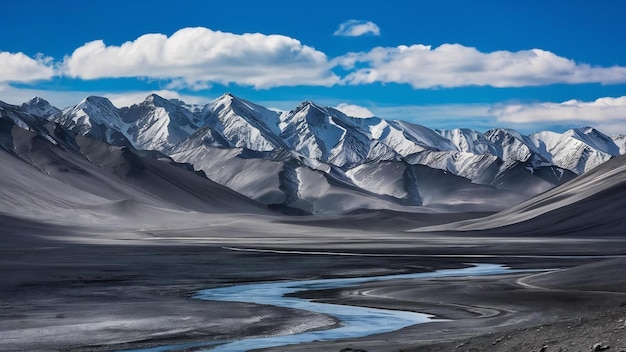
[1,213,625,352]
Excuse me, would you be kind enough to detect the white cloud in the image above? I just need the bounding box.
[0,52,55,82]
[334,20,381,37]
[335,103,375,118]
[339,44,626,88]
[490,96,626,133]
[62,27,339,89]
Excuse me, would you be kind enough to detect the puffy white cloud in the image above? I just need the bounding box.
[335,103,375,118]
[490,97,626,130]
[339,44,626,88]
[62,27,339,89]
[0,52,55,82]
[334,20,381,37]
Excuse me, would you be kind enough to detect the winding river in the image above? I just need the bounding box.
[127,263,529,352]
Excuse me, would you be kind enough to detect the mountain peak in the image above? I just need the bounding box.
[67,96,119,120]
[26,96,49,105]
[215,92,235,103]
[78,96,117,109]
[144,93,172,106]
[566,126,611,140]
[21,96,61,118]
[564,126,619,156]
[296,100,328,114]
[84,95,108,102]
[211,93,247,110]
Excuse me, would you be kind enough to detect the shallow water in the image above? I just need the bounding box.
[127,263,526,352]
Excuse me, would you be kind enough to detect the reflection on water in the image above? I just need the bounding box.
[126,264,525,352]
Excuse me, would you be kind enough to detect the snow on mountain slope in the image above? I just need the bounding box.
[568,127,621,155]
[279,101,348,161]
[119,94,201,151]
[614,134,626,154]
[5,93,625,215]
[484,128,549,166]
[437,128,500,155]
[20,97,61,119]
[327,130,398,167]
[414,153,626,234]
[346,162,409,200]
[170,125,232,150]
[404,150,502,185]
[0,100,39,131]
[170,143,423,214]
[30,93,624,181]
[286,163,419,214]
[279,102,399,167]
[363,117,426,156]
[344,159,526,210]
[0,100,61,146]
[388,120,456,152]
[170,145,287,205]
[199,93,285,151]
[55,96,122,134]
[52,96,131,147]
[0,113,268,224]
[530,127,619,174]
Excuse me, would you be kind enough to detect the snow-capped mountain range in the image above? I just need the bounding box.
[3,93,624,214]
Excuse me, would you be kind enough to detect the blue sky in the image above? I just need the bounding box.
[1,0,625,133]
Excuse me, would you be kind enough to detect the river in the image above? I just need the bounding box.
[127,263,530,352]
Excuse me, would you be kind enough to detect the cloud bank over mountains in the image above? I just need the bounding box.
[3,26,626,90]
[1,26,625,133]
[491,96,626,133]
[338,44,626,88]
[61,27,339,89]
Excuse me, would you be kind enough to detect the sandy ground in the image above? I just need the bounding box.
[1,212,626,352]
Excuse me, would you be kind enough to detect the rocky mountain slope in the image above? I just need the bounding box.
[0,101,269,226]
[2,94,624,214]
[413,153,626,235]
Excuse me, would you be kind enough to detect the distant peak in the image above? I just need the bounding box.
[145,93,167,104]
[566,126,599,136]
[22,96,53,109]
[293,101,332,118]
[213,93,253,111]
[298,100,321,110]
[487,127,522,136]
[77,96,117,111]
[489,127,513,133]
[27,96,49,105]
[216,92,242,103]
[578,126,596,133]
[83,95,111,103]
[568,126,613,142]
[20,96,60,118]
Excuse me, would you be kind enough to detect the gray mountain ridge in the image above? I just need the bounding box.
[1,94,624,214]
